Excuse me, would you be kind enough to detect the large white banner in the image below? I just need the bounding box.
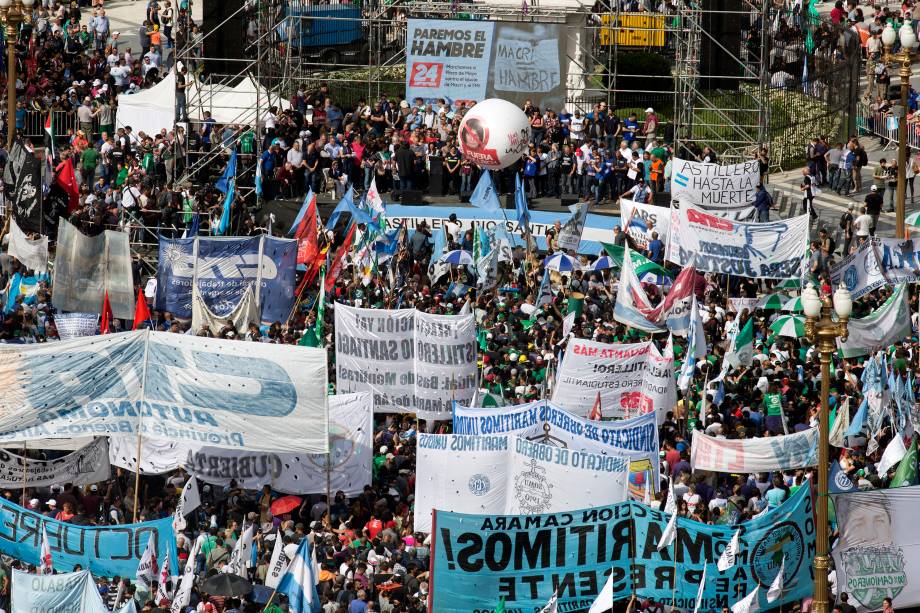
[0,437,110,488]
[0,330,329,453]
[839,285,911,358]
[666,203,809,279]
[12,569,110,613]
[670,158,758,220]
[619,199,671,251]
[552,339,675,421]
[832,486,920,612]
[690,428,818,473]
[831,236,920,299]
[414,433,629,532]
[334,305,476,419]
[109,393,372,496]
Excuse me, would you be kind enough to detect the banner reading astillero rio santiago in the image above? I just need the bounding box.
[431,485,815,613]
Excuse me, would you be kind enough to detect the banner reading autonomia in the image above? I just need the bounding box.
[832,486,920,613]
[690,428,818,473]
[831,236,920,299]
[0,497,177,577]
[334,304,477,418]
[109,393,373,496]
[551,339,675,421]
[431,485,815,613]
[0,437,110,488]
[405,19,567,109]
[670,158,758,220]
[414,433,629,532]
[666,203,809,279]
[0,330,328,453]
[156,235,297,323]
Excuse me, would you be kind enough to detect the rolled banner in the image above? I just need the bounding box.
[567,292,585,316]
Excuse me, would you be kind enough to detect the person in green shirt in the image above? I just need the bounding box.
[81,146,100,185]
[114,163,129,188]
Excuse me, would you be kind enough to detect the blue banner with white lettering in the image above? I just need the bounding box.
[156,235,297,323]
[431,485,815,613]
[0,499,176,578]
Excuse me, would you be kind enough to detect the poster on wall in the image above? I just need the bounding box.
[405,19,567,109]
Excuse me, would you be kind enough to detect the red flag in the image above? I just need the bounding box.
[55,157,80,213]
[296,191,319,266]
[325,223,357,293]
[588,391,603,421]
[101,290,113,334]
[132,288,152,330]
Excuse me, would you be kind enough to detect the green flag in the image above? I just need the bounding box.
[725,317,754,369]
[494,596,506,613]
[601,243,673,279]
[891,437,919,487]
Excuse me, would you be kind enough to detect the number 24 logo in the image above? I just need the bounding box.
[410,62,443,88]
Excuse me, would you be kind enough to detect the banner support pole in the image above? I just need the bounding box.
[20,441,26,506]
[133,430,142,523]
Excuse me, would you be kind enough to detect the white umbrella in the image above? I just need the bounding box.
[439,249,474,266]
[543,253,580,272]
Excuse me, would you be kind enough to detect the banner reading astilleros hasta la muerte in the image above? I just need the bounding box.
[431,485,815,613]
[670,157,758,221]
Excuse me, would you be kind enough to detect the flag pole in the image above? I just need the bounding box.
[20,441,27,506]
[133,430,142,522]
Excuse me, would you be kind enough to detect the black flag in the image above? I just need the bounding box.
[5,139,43,234]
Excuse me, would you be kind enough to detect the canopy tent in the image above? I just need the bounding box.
[114,70,176,137]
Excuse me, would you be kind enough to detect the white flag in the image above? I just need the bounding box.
[265,530,291,589]
[643,477,652,505]
[693,565,708,613]
[170,568,196,613]
[829,397,850,448]
[136,533,159,588]
[766,557,785,603]
[539,592,559,613]
[155,551,172,605]
[717,529,741,572]
[224,525,255,574]
[657,511,677,551]
[731,585,759,613]
[588,573,613,613]
[366,177,385,214]
[664,477,677,515]
[39,524,53,574]
[878,434,908,476]
[184,534,204,575]
[173,476,202,533]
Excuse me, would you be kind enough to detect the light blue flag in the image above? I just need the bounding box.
[255,156,264,198]
[327,189,374,229]
[4,272,41,313]
[214,180,235,235]
[514,173,530,234]
[677,297,706,393]
[470,170,502,212]
[215,149,237,195]
[288,188,315,235]
[429,226,446,269]
[326,193,352,229]
[846,397,868,437]
[535,269,553,308]
[277,539,321,613]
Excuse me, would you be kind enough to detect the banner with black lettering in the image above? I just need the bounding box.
[0,496,176,577]
[670,158,758,220]
[431,485,815,613]
[334,304,476,419]
[0,437,110,488]
[552,339,675,421]
[12,570,111,613]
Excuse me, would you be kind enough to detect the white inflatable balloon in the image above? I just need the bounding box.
[458,98,530,170]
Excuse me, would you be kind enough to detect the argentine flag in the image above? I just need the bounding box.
[277,539,321,613]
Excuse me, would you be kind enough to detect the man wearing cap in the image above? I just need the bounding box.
[865,183,883,234]
[642,108,658,148]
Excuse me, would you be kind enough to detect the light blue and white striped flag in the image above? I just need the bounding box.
[277,538,321,613]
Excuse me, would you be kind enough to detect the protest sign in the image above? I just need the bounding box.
[557,201,590,252]
[156,235,297,323]
[729,297,760,314]
[415,433,629,532]
[670,158,758,220]
[431,485,814,613]
[12,570,111,613]
[666,204,809,279]
[335,305,476,418]
[0,497,176,577]
[452,400,661,482]
[620,199,671,250]
[0,437,110,488]
[690,428,818,473]
[406,20,567,109]
[53,312,98,340]
[0,330,328,453]
[53,218,134,318]
[832,486,920,612]
[839,285,911,357]
[831,236,920,299]
[109,393,372,495]
[552,339,675,421]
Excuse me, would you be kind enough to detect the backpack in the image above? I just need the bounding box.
[839,212,850,230]
[857,148,868,166]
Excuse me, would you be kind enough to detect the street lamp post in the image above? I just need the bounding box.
[802,283,852,613]
[0,0,33,150]
[882,22,919,239]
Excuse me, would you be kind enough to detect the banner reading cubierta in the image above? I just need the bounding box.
[431,485,815,613]
[0,437,110,488]
[0,330,328,453]
[334,304,476,419]
[405,19,567,109]
[831,486,920,613]
[552,339,675,421]
[666,203,809,279]
[690,428,818,473]
[670,158,758,221]
[0,497,177,577]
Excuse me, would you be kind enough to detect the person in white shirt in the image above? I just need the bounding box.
[569,110,585,144]
[853,205,872,238]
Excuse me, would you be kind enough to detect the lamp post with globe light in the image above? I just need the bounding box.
[801,283,852,613]
[0,0,33,150]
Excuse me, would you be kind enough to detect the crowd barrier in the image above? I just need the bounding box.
[857,104,920,153]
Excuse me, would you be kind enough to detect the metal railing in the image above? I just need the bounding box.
[20,110,101,142]
[857,103,920,153]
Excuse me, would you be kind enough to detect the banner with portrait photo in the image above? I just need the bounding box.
[619,199,671,250]
[666,203,809,279]
[831,236,920,299]
[832,486,920,612]
[0,437,110,488]
[670,158,758,221]
[690,428,818,472]
[552,339,675,421]
[431,485,815,613]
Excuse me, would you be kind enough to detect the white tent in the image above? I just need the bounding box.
[114,70,176,137]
